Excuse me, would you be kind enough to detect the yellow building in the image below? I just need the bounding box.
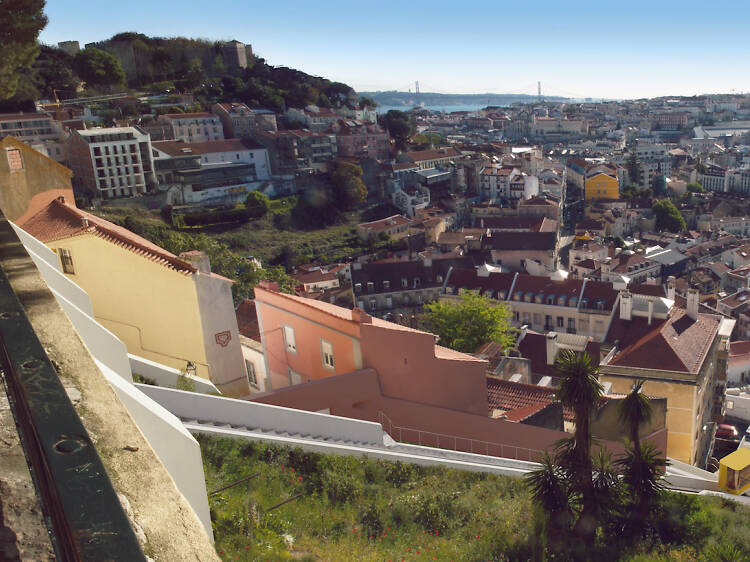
[584,171,619,201]
[19,196,250,397]
[599,289,733,466]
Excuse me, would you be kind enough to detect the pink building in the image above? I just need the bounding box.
[254,287,488,415]
[251,287,657,461]
[329,120,389,160]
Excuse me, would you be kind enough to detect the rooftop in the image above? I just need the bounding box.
[19,198,199,275]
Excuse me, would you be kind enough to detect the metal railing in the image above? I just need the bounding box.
[0,217,146,561]
[378,411,543,462]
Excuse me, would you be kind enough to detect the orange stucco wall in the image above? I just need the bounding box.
[255,289,362,389]
[360,323,489,416]
[254,288,488,415]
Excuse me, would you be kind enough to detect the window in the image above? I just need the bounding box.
[59,248,74,274]
[557,316,564,328]
[367,281,375,292]
[6,148,23,171]
[383,280,390,290]
[354,282,362,293]
[321,339,335,370]
[401,277,408,288]
[245,360,258,386]
[283,325,296,353]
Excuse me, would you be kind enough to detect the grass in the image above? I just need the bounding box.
[198,435,750,561]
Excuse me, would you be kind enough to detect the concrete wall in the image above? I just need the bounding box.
[137,384,386,445]
[129,353,219,395]
[2,215,217,555]
[98,360,213,541]
[193,272,248,396]
[0,137,74,224]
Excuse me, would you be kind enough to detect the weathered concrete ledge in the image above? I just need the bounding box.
[0,216,218,561]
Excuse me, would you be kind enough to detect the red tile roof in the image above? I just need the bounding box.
[607,309,721,374]
[19,199,198,275]
[406,147,461,162]
[486,378,574,422]
[235,299,261,341]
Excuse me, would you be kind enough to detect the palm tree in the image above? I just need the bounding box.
[526,451,573,553]
[617,381,652,454]
[616,381,665,536]
[554,350,604,548]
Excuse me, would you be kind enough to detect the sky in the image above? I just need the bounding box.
[39,0,750,100]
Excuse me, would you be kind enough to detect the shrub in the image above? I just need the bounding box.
[358,503,383,537]
[385,461,415,486]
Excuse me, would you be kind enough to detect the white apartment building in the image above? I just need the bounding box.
[158,112,225,143]
[0,112,66,163]
[66,127,156,198]
[151,139,272,205]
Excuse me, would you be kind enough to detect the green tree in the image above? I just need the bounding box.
[359,96,377,109]
[554,350,604,550]
[0,0,47,101]
[381,110,411,151]
[244,191,270,219]
[616,382,666,537]
[73,48,126,91]
[424,290,515,353]
[686,182,704,193]
[653,199,686,233]
[526,452,573,552]
[330,161,367,209]
[618,381,652,454]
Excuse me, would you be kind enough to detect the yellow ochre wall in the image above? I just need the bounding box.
[50,233,210,378]
[585,173,619,201]
[601,375,697,464]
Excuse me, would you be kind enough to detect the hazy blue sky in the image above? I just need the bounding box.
[39,0,750,99]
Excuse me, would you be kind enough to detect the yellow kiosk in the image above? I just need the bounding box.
[718,448,750,495]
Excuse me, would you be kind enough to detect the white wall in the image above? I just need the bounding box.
[129,353,219,394]
[96,359,213,540]
[13,222,215,541]
[725,390,750,422]
[137,385,386,445]
[194,272,248,395]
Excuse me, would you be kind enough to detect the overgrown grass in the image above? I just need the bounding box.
[198,436,750,561]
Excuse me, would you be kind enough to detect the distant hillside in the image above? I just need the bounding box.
[83,33,357,111]
[362,91,568,109]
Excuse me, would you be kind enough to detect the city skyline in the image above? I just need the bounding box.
[39,0,750,100]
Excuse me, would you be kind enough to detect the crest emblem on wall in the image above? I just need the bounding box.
[215,330,232,348]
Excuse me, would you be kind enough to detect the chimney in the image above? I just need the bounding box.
[179,251,211,274]
[81,217,89,228]
[647,299,654,325]
[57,195,65,203]
[620,290,632,321]
[351,308,372,324]
[687,287,699,321]
[667,276,676,300]
[546,331,558,366]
